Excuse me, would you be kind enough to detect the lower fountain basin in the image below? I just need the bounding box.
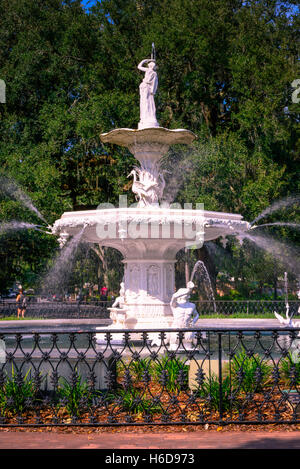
[52,207,249,331]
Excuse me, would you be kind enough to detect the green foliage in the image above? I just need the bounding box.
[128,357,153,382]
[280,351,300,388]
[0,366,38,416]
[226,350,272,393]
[117,356,153,392]
[174,134,287,220]
[0,0,299,295]
[0,221,58,293]
[152,354,189,393]
[57,372,96,417]
[209,234,299,299]
[196,373,234,412]
[114,387,161,415]
[118,353,189,393]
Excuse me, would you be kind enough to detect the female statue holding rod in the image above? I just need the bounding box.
[137,58,159,129]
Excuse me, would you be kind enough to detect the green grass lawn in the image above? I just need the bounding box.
[198,312,278,319]
[0,316,44,321]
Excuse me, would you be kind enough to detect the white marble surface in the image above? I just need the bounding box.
[100,127,196,148]
[137,59,159,129]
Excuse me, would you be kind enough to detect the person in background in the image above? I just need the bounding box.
[100,286,108,305]
[16,287,27,319]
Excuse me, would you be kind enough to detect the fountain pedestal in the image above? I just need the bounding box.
[123,258,175,327]
[100,126,197,331]
[101,127,196,207]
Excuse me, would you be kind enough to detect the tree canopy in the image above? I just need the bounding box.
[0,0,299,296]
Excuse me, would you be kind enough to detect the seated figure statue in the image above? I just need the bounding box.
[109,282,127,329]
[169,281,199,350]
[112,282,125,309]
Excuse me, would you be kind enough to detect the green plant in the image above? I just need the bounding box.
[280,352,300,388]
[57,372,96,417]
[196,374,235,412]
[117,356,153,384]
[152,355,189,393]
[226,350,272,393]
[0,366,38,416]
[114,388,161,415]
[129,357,153,382]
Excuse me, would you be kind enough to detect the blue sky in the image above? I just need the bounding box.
[80,0,298,18]
[81,1,299,12]
[81,0,97,10]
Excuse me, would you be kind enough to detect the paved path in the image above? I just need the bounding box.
[0,431,300,449]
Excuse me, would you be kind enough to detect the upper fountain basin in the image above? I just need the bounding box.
[52,207,250,249]
[100,127,197,165]
[100,127,197,147]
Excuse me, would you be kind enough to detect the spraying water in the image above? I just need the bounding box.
[284,271,289,318]
[251,195,300,225]
[40,227,85,295]
[190,260,217,313]
[274,272,300,329]
[252,222,300,231]
[235,230,300,276]
[160,147,198,204]
[0,175,47,224]
[0,221,39,234]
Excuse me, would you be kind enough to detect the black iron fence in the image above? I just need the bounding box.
[0,326,300,427]
[196,300,300,316]
[1,299,299,319]
[0,299,112,319]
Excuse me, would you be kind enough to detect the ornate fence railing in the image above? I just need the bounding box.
[0,326,299,427]
[0,300,299,319]
[0,300,112,319]
[195,300,300,316]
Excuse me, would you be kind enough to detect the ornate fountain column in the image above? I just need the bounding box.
[123,258,176,327]
[97,221,198,328]
[100,123,196,327]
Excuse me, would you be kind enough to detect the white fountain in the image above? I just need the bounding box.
[52,49,249,334]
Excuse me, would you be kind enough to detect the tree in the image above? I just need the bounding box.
[0,0,299,295]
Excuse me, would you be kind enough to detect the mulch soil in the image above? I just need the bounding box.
[1,393,299,435]
[1,363,300,434]
[1,423,300,435]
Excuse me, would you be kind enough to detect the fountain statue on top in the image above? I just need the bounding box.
[100,45,197,212]
[125,47,165,207]
[138,46,159,130]
[52,45,250,335]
